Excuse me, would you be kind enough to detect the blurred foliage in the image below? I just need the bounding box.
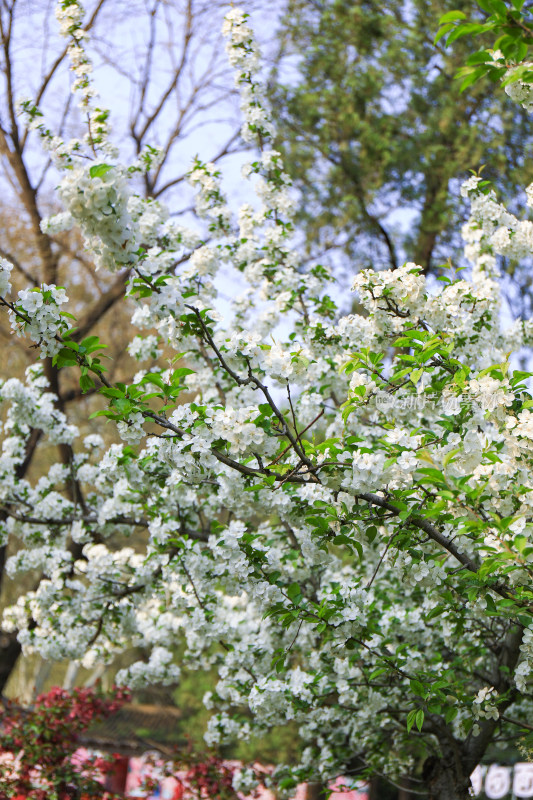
[269,0,533,311]
[169,667,303,765]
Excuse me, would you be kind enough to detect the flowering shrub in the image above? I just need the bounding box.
[0,684,130,799]
[1,3,533,799]
[126,748,260,800]
[181,753,257,800]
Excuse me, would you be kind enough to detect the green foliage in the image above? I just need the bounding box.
[270,0,533,296]
[89,163,114,179]
[436,1,533,90]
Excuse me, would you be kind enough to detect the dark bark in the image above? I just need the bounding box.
[412,173,449,276]
[305,782,327,800]
[0,630,20,693]
[397,776,421,800]
[71,268,130,342]
[464,625,523,774]
[422,751,471,800]
[421,624,524,800]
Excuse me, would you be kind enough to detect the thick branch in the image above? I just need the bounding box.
[357,492,478,572]
[71,269,131,341]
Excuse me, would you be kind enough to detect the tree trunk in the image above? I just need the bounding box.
[0,631,21,693]
[305,782,326,800]
[397,776,419,800]
[423,754,471,800]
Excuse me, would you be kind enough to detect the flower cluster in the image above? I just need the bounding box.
[188,159,232,234]
[472,686,499,726]
[504,64,533,112]
[11,285,69,357]
[223,9,274,144]
[0,257,13,296]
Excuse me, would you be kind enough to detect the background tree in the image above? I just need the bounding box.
[269,0,533,315]
[0,0,260,698]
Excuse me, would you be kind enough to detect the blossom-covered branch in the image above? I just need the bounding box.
[1,5,533,800]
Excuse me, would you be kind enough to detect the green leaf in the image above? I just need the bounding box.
[172,367,195,381]
[516,40,529,61]
[139,373,165,390]
[434,22,455,44]
[406,709,417,733]
[445,706,458,723]
[306,515,330,533]
[410,680,425,697]
[89,163,113,178]
[287,583,302,602]
[443,447,461,467]
[439,10,467,23]
[53,348,78,368]
[466,49,493,65]
[425,605,444,621]
[446,22,491,45]
[89,408,116,420]
[486,594,498,614]
[415,708,425,731]
[486,0,510,17]
[80,335,107,354]
[366,525,378,543]
[275,657,286,673]
[100,387,125,399]
[369,667,387,680]
[114,398,134,415]
[79,374,94,393]
[460,66,490,91]
[417,467,447,484]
